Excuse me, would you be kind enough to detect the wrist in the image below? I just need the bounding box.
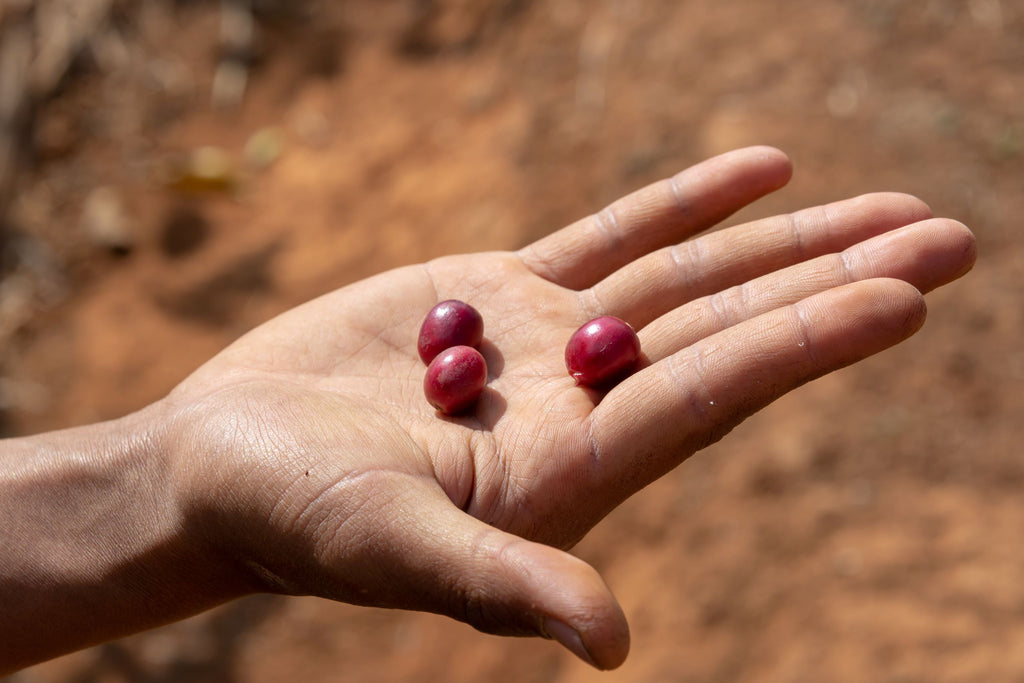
[0,400,251,673]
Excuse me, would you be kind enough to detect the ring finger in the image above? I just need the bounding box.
[584,192,933,328]
[638,217,976,364]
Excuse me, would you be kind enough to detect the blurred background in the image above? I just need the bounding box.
[1,0,1021,681]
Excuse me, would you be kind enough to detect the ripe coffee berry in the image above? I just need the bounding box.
[424,345,488,415]
[565,315,641,387]
[418,300,484,364]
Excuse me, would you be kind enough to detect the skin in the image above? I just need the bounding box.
[0,147,976,673]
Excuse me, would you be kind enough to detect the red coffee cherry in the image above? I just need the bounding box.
[565,315,641,387]
[418,299,484,364]
[424,345,488,414]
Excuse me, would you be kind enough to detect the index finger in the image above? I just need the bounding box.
[517,146,793,290]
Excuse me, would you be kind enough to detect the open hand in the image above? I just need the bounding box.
[158,146,975,669]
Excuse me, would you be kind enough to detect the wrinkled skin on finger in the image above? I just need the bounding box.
[157,146,976,669]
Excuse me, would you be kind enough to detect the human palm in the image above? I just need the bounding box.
[160,147,974,669]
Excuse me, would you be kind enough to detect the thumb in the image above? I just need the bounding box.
[337,478,630,670]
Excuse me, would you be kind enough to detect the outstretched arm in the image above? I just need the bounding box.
[0,147,976,673]
[0,409,251,673]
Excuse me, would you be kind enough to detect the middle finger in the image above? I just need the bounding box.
[639,216,976,364]
[584,193,933,327]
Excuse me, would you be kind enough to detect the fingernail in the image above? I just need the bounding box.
[544,618,597,668]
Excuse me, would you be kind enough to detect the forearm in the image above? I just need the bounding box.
[0,403,247,674]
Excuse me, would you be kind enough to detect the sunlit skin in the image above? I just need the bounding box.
[0,147,977,673]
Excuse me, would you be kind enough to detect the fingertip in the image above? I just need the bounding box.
[543,608,630,670]
[945,219,978,279]
[806,277,928,343]
[724,144,789,162]
[581,607,632,670]
[861,191,934,224]
[899,217,978,293]
[558,577,631,670]
[877,277,929,337]
[415,505,631,669]
[746,144,792,169]
[724,145,794,186]
[896,192,934,219]
[506,544,630,669]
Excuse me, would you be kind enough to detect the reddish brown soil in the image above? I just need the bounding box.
[4,1,1024,681]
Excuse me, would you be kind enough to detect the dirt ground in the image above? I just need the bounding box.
[2,1,1023,681]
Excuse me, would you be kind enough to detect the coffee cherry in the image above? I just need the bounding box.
[418,300,484,364]
[424,345,488,414]
[565,315,641,387]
